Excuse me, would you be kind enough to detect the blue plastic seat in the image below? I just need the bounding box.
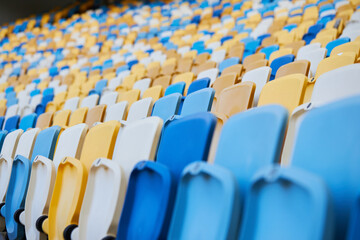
[302,32,317,44]
[283,24,297,32]
[1,126,61,240]
[187,78,210,95]
[269,54,295,80]
[168,105,288,239]
[242,39,261,59]
[0,130,7,152]
[116,112,217,240]
[89,79,108,95]
[4,116,20,132]
[30,89,40,97]
[260,45,280,60]
[19,114,37,131]
[6,98,18,108]
[240,166,333,240]
[164,82,185,96]
[5,92,16,100]
[219,57,240,74]
[35,94,54,115]
[180,88,215,117]
[0,117,4,129]
[151,93,181,122]
[291,95,360,239]
[42,88,54,96]
[325,37,350,56]
[5,87,14,94]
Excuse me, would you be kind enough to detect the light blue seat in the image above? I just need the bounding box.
[151,93,181,122]
[240,166,333,240]
[269,54,295,80]
[260,45,280,60]
[19,114,37,131]
[6,98,18,108]
[35,94,54,115]
[219,57,240,74]
[116,112,217,240]
[325,37,350,56]
[187,78,210,95]
[89,79,108,96]
[168,105,288,240]
[1,126,61,240]
[0,130,7,152]
[291,95,360,239]
[165,82,186,96]
[180,88,215,117]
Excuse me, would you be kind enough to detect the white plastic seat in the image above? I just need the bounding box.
[197,68,219,85]
[210,50,226,64]
[80,95,99,109]
[104,102,128,122]
[282,64,360,165]
[132,78,151,97]
[4,105,19,128]
[54,85,68,95]
[25,83,36,93]
[63,97,80,112]
[297,48,327,77]
[19,124,88,240]
[126,98,153,123]
[22,94,42,116]
[48,80,60,89]
[242,66,272,106]
[99,92,118,106]
[69,117,163,240]
[296,43,321,60]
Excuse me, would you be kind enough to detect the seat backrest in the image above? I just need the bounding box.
[80,94,99,108]
[275,60,310,79]
[156,112,217,181]
[14,128,39,159]
[242,66,271,106]
[4,115,20,132]
[126,98,153,122]
[85,105,106,127]
[221,64,243,78]
[1,129,22,159]
[258,73,307,114]
[53,123,88,170]
[181,88,215,117]
[311,64,360,106]
[297,42,322,60]
[79,120,120,171]
[19,113,37,131]
[152,93,181,122]
[297,48,327,77]
[269,54,295,80]
[219,57,240,74]
[164,82,185,96]
[133,78,152,97]
[216,105,287,191]
[118,89,140,107]
[240,166,332,240]
[152,75,172,90]
[314,52,356,79]
[212,73,237,98]
[216,82,255,118]
[104,102,128,122]
[172,72,195,95]
[63,97,80,112]
[112,117,163,179]
[243,53,266,68]
[143,85,163,101]
[99,91,118,105]
[30,126,61,162]
[326,37,351,56]
[52,109,71,127]
[35,112,53,129]
[291,95,360,239]
[197,68,219,85]
[269,48,294,63]
[68,107,88,127]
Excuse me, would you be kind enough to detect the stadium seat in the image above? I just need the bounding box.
[197,68,219,85]
[291,95,360,239]
[126,98,153,123]
[211,73,237,108]
[240,166,332,240]
[242,67,271,106]
[168,105,288,239]
[99,92,118,106]
[152,93,181,122]
[115,113,216,239]
[2,126,60,240]
[275,60,311,78]
[164,82,185,96]
[17,124,88,240]
[258,74,307,114]
[104,102,128,122]
[37,121,120,239]
[297,48,327,77]
[35,112,53,129]
[67,117,162,240]
[269,54,295,80]
[181,88,215,116]
[4,116,19,132]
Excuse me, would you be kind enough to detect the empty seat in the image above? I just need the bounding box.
[152,93,181,122]
[37,121,120,239]
[269,54,295,80]
[80,94,99,109]
[126,98,153,123]
[35,112,53,129]
[240,166,331,240]
[19,113,37,131]
[2,126,60,240]
[165,82,186,96]
[104,102,128,122]
[258,74,307,114]
[297,48,327,77]
[197,68,219,85]
[117,89,140,108]
[291,95,360,239]
[212,73,237,106]
[187,78,210,95]
[218,57,240,74]
[152,76,172,90]
[18,124,88,240]
[242,67,271,106]
[4,115,20,132]
[63,97,80,112]
[116,112,216,239]
[142,85,163,101]
[168,105,288,240]
[133,78,152,97]
[99,92,118,105]
[85,105,106,127]
[275,60,310,78]
[71,117,163,240]
[52,110,71,128]
[181,88,215,117]
[172,72,195,95]
[314,52,356,79]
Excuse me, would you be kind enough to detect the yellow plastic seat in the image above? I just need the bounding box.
[243,53,266,69]
[152,75,172,90]
[269,48,294,63]
[172,72,195,95]
[146,62,161,79]
[245,59,269,72]
[275,60,310,79]
[46,92,67,112]
[117,75,137,91]
[211,73,237,108]
[52,110,71,127]
[35,112,54,130]
[68,107,88,127]
[142,85,163,101]
[221,64,244,80]
[258,73,307,114]
[314,52,356,79]
[160,58,177,76]
[117,89,141,108]
[40,121,120,239]
[331,41,360,58]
